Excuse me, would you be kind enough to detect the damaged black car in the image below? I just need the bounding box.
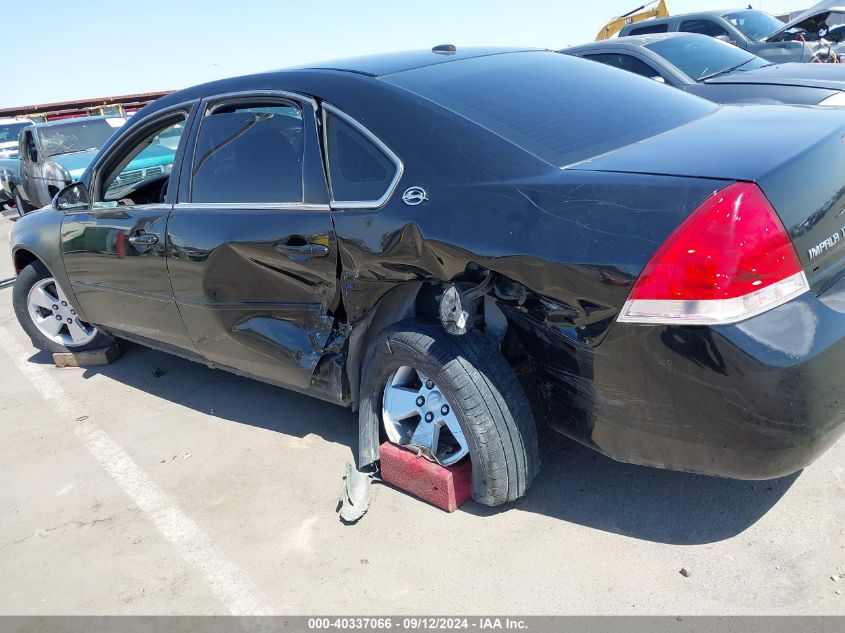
[10,47,845,505]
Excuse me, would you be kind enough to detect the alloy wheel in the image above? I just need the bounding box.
[27,277,97,348]
[381,365,469,466]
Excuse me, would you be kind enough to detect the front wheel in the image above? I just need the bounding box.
[13,261,112,353]
[360,320,540,506]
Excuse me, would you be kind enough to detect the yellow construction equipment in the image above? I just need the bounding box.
[596,0,669,40]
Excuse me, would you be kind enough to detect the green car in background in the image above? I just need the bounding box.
[0,116,177,215]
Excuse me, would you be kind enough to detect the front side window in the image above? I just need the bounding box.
[102,118,183,203]
[679,19,730,38]
[583,53,662,79]
[325,111,398,203]
[22,131,37,162]
[191,102,304,204]
[723,10,784,41]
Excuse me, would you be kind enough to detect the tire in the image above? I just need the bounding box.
[14,191,29,216]
[360,320,540,506]
[13,261,112,353]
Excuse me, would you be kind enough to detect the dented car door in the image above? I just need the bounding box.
[166,92,339,393]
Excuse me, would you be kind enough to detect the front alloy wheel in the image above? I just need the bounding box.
[27,277,97,347]
[13,261,112,353]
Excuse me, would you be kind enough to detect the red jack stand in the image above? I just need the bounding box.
[379,442,472,512]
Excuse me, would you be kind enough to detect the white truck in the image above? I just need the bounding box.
[0,117,30,209]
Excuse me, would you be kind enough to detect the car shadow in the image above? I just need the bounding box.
[27,340,355,448]
[26,341,797,544]
[465,429,799,545]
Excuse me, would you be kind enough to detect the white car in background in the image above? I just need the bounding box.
[0,117,30,158]
[0,117,31,209]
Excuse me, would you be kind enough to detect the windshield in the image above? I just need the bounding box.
[723,10,785,41]
[384,51,715,167]
[0,121,29,145]
[646,35,769,81]
[38,118,124,156]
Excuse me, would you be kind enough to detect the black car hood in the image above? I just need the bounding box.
[767,0,845,41]
[705,62,845,89]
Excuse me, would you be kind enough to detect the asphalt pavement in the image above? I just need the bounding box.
[0,211,843,615]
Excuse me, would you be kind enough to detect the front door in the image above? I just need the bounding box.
[167,93,338,391]
[18,129,38,207]
[61,107,196,351]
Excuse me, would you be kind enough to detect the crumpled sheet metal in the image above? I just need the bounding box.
[337,462,374,524]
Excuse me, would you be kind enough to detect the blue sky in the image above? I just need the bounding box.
[2,0,796,108]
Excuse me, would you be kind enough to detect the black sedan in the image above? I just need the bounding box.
[563,32,845,106]
[10,47,845,506]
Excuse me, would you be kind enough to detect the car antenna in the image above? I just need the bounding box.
[432,44,457,55]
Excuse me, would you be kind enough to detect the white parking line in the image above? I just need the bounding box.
[0,325,275,615]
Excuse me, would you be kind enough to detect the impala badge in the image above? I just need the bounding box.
[809,227,845,260]
[402,186,428,206]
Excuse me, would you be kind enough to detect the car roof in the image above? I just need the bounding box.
[289,46,541,77]
[146,47,551,116]
[562,31,702,52]
[621,8,749,25]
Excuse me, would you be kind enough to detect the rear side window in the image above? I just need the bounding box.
[325,111,398,203]
[384,51,715,167]
[191,102,303,203]
[583,53,662,79]
[628,23,669,35]
[679,19,729,38]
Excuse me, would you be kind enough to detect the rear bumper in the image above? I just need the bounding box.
[517,275,845,480]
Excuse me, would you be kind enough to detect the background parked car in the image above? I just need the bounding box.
[0,117,30,208]
[0,117,30,158]
[564,32,845,106]
[618,4,838,63]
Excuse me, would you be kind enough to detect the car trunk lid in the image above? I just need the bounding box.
[570,103,845,293]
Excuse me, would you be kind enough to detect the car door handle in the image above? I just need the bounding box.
[275,243,330,258]
[128,232,159,252]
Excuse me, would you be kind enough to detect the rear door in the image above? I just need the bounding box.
[166,92,339,391]
[61,104,197,350]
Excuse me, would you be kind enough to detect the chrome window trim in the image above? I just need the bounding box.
[111,99,198,138]
[321,102,403,210]
[204,90,319,113]
[174,202,330,211]
[191,90,313,206]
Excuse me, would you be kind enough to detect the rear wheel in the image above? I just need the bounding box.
[361,320,540,506]
[13,261,112,353]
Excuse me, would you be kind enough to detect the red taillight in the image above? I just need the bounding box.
[619,182,809,325]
